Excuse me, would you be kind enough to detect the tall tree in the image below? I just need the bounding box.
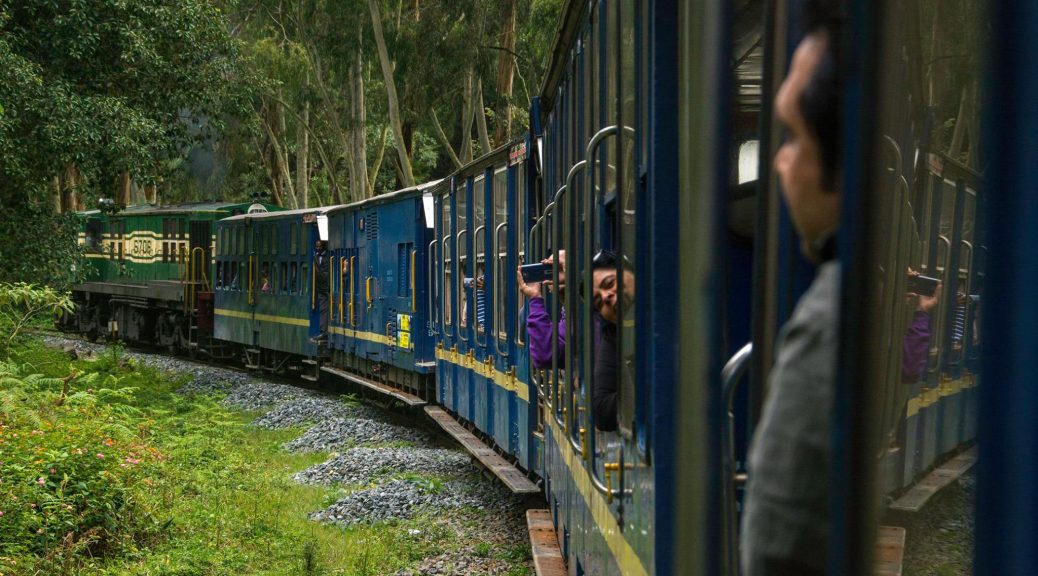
[494,0,518,144]
[368,0,415,188]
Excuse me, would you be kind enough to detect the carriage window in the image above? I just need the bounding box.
[230,261,240,291]
[290,223,298,255]
[457,179,469,331]
[860,0,984,560]
[216,262,223,289]
[271,226,278,256]
[279,262,288,294]
[473,174,486,335]
[290,262,298,294]
[398,242,414,298]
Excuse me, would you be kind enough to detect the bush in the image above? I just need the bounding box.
[0,357,159,565]
[0,282,73,351]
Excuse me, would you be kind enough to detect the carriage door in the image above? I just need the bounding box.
[188,221,212,287]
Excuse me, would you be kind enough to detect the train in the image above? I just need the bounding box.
[62,0,1038,575]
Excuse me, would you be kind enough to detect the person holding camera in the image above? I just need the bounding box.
[518,250,566,370]
[902,267,942,383]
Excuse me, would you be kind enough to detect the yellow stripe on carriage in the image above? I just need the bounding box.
[214,308,309,327]
[544,416,649,576]
[433,346,530,403]
[904,376,977,418]
[329,326,395,346]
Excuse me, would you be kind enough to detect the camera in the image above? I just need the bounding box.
[907,273,940,297]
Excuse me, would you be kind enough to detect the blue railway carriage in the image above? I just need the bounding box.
[321,181,441,396]
[213,206,336,369]
[522,0,665,573]
[429,140,538,475]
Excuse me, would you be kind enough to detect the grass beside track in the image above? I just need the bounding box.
[0,339,531,576]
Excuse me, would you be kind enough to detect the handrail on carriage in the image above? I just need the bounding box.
[473,224,487,342]
[456,228,470,341]
[492,222,509,358]
[722,342,754,576]
[428,240,438,333]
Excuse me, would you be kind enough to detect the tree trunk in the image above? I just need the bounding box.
[145,183,158,204]
[264,116,298,208]
[369,125,390,194]
[368,0,415,187]
[118,172,132,206]
[276,101,298,208]
[494,0,517,144]
[460,68,474,163]
[52,176,62,213]
[253,132,283,206]
[948,87,968,159]
[297,94,310,207]
[431,109,463,169]
[475,80,492,155]
[351,28,370,199]
[301,43,349,202]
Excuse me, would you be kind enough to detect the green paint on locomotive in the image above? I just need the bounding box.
[75,202,281,286]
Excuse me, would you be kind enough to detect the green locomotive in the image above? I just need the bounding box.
[67,201,280,347]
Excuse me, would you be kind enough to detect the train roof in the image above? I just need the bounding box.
[218,204,345,223]
[426,140,522,197]
[326,179,442,214]
[113,201,272,215]
[538,0,763,113]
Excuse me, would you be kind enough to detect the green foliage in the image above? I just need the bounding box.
[0,202,85,290]
[0,359,157,564]
[1,338,532,574]
[0,0,258,204]
[0,283,74,350]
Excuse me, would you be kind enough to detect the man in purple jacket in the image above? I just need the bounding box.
[518,250,566,370]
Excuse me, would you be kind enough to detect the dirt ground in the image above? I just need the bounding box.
[885,470,976,576]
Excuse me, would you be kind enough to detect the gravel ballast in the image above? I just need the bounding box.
[294,447,473,486]
[282,417,435,452]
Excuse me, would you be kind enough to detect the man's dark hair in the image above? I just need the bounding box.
[800,0,844,191]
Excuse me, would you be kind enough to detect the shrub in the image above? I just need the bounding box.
[0,283,73,351]
[0,359,158,563]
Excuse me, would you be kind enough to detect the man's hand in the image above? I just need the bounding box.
[541,250,566,289]
[517,267,541,299]
[908,267,942,313]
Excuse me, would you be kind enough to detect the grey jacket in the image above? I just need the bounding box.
[741,261,840,576]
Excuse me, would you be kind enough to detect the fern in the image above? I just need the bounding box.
[65,391,98,407]
[97,386,140,405]
[23,372,64,391]
[102,422,138,441]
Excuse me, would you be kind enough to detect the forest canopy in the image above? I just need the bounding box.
[0,0,561,285]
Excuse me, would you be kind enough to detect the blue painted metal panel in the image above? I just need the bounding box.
[977,2,1038,574]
